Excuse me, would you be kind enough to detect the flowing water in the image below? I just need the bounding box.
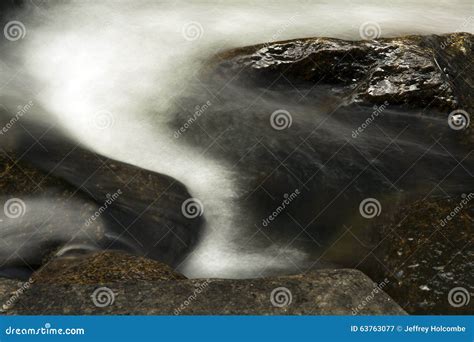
[0,0,473,279]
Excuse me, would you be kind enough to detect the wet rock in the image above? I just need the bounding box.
[0,150,108,274]
[0,116,203,273]
[32,250,186,284]
[372,195,474,314]
[5,268,405,315]
[0,277,22,306]
[172,33,472,270]
[214,33,473,112]
[196,33,474,314]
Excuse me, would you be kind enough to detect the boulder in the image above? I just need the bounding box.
[211,33,473,145]
[0,149,108,274]
[4,267,405,315]
[372,195,474,314]
[31,250,186,284]
[0,278,23,307]
[214,33,473,111]
[0,115,203,274]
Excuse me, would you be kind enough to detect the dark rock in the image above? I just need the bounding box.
[0,150,108,274]
[0,277,23,307]
[168,33,474,314]
[4,268,405,315]
[31,250,186,284]
[371,195,474,315]
[0,116,203,273]
[214,33,473,112]
[171,33,473,269]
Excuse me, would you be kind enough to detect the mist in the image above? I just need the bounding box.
[0,0,472,278]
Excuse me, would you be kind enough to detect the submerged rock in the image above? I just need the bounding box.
[0,116,203,274]
[168,33,473,313]
[0,150,107,274]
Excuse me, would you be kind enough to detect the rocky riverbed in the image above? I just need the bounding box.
[0,32,472,315]
[1,251,405,315]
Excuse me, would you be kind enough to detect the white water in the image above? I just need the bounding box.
[2,0,473,278]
